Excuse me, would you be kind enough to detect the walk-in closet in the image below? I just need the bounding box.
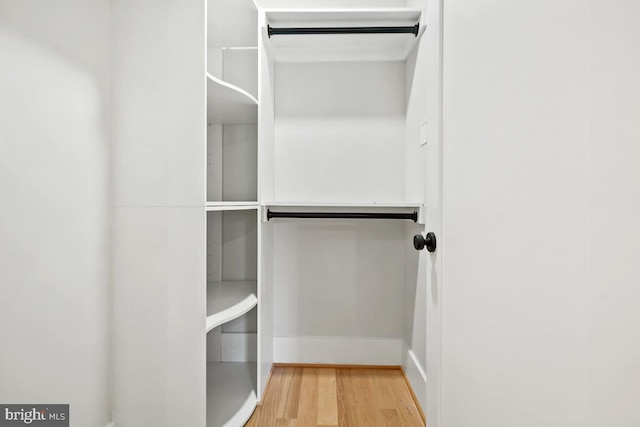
[9,0,640,426]
[205,0,428,425]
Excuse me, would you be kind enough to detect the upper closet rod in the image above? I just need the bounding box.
[267,23,419,38]
[267,209,418,222]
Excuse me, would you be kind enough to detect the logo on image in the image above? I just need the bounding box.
[0,405,68,426]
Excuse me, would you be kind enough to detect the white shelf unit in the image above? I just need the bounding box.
[207,0,258,205]
[206,208,259,427]
[256,6,427,408]
[256,7,427,207]
[203,3,429,421]
[206,0,260,425]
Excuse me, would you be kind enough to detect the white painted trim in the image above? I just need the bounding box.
[404,348,427,414]
[273,336,403,365]
[106,423,116,427]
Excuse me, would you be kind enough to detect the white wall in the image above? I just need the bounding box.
[588,2,640,424]
[0,1,111,426]
[442,1,640,426]
[274,61,406,203]
[111,0,206,426]
[272,220,406,334]
[270,56,410,365]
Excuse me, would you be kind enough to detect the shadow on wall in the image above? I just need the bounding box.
[403,222,430,365]
[272,220,406,339]
[0,1,111,426]
[0,1,111,76]
[0,0,112,204]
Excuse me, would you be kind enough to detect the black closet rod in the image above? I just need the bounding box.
[267,23,419,38]
[267,209,418,222]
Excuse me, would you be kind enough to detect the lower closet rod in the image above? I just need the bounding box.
[267,210,418,222]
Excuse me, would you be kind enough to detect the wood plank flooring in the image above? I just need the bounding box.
[246,366,425,427]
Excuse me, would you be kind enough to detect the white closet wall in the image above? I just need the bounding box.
[0,1,111,426]
[267,58,411,360]
[270,220,408,363]
[273,61,406,202]
[111,1,206,427]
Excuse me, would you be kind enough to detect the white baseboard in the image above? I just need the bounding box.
[273,336,404,365]
[106,423,115,427]
[403,348,427,413]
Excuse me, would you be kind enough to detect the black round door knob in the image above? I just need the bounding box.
[413,232,437,252]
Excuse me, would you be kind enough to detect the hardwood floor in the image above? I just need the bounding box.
[246,366,425,427]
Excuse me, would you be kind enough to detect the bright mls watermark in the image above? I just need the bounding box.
[0,405,68,426]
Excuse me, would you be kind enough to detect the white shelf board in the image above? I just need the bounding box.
[207,73,257,124]
[207,281,257,333]
[206,202,259,212]
[264,8,424,62]
[207,361,257,427]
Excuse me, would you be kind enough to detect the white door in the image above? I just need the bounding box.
[441,1,640,427]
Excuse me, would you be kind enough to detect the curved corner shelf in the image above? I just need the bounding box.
[206,281,258,333]
[207,73,258,124]
[207,361,257,427]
